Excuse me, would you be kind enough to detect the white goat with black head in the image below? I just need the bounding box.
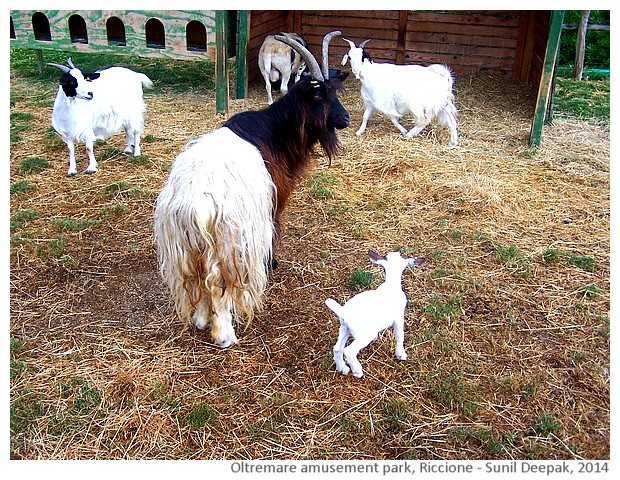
[48,58,152,176]
[342,39,458,145]
[258,32,308,105]
[154,32,349,348]
[326,250,425,378]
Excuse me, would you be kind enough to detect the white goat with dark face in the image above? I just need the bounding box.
[326,250,425,378]
[48,58,153,176]
[342,39,458,145]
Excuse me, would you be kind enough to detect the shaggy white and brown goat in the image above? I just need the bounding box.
[154,32,349,348]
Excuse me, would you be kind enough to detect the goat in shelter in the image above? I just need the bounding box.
[341,38,458,145]
[258,32,308,105]
[154,31,349,348]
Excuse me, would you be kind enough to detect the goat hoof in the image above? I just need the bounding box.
[192,314,208,330]
[66,172,77,177]
[352,370,363,378]
[214,336,237,349]
[269,257,278,270]
[337,365,350,375]
[85,169,97,174]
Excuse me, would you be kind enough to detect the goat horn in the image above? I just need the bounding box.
[274,34,324,81]
[359,39,371,48]
[321,30,341,79]
[343,38,356,49]
[66,57,76,69]
[47,62,71,73]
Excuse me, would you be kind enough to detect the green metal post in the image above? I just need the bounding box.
[215,10,229,114]
[235,10,249,99]
[529,10,565,147]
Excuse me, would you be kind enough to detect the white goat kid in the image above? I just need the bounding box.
[342,39,458,145]
[48,58,153,176]
[325,250,425,378]
[258,32,307,105]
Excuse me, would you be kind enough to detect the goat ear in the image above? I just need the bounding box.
[84,72,101,81]
[341,53,349,66]
[409,257,426,267]
[368,250,385,264]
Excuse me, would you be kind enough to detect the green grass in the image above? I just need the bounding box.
[554,68,610,125]
[496,244,532,278]
[103,181,130,195]
[10,180,36,195]
[346,268,376,290]
[10,209,40,231]
[10,111,34,143]
[183,403,218,430]
[532,413,559,436]
[307,171,338,200]
[20,157,50,174]
[541,248,564,264]
[427,371,476,414]
[10,390,43,435]
[450,427,507,456]
[10,47,215,94]
[568,255,596,272]
[10,338,28,381]
[101,204,127,219]
[577,283,601,298]
[35,238,66,260]
[430,268,466,287]
[51,217,100,231]
[421,293,462,322]
[381,396,410,429]
[540,249,596,272]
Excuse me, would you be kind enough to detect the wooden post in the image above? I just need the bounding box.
[396,11,408,64]
[215,10,230,114]
[529,10,565,148]
[235,10,249,99]
[573,10,591,80]
[292,11,302,33]
[35,49,44,74]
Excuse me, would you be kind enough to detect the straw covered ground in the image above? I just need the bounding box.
[9,69,610,460]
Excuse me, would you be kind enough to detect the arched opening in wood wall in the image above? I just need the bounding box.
[186,20,207,51]
[106,16,126,46]
[145,18,165,49]
[32,12,52,41]
[68,14,88,44]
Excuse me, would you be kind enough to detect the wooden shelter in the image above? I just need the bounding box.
[245,10,565,146]
[248,11,554,85]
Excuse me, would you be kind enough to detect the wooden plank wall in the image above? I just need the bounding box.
[246,10,551,88]
[404,11,522,73]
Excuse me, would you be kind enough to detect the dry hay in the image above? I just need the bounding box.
[9,70,609,461]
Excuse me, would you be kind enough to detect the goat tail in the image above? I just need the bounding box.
[154,129,276,326]
[325,298,345,318]
[427,63,453,82]
[137,73,153,90]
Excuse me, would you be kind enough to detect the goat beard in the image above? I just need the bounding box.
[315,128,342,166]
